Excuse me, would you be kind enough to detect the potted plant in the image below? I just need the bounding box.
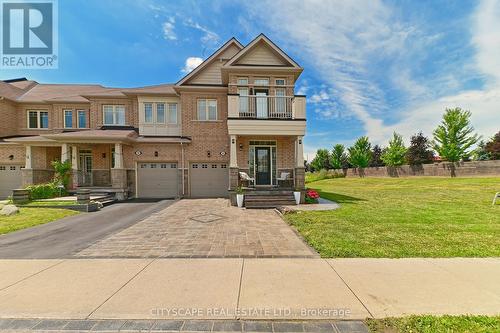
[305,189,320,204]
[293,188,301,205]
[236,186,244,208]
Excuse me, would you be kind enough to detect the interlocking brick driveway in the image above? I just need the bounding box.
[77,199,318,258]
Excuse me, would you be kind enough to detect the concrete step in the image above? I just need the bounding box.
[245,196,295,201]
[245,200,296,208]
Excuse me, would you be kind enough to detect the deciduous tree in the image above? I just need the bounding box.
[405,132,434,165]
[381,132,407,166]
[433,108,480,162]
[348,136,372,168]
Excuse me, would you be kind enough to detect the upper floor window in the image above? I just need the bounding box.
[156,103,165,123]
[103,105,125,125]
[64,110,73,128]
[237,77,248,85]
[254,78,269,86]
[197,99,217,121]
[275,78,286,85]
[27,110,49,129]
[168,103,178,124]
[77,110,87,128]
[144,103,153,123]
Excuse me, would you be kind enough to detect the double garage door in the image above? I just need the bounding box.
[136,162,229,199]
[190,162,228,198]
[0,165,23,199]
[137,162,178,198]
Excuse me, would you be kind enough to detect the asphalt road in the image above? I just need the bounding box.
[0,199,174,259]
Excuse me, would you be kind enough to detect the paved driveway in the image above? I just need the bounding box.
[0,200,173,259]
[77,199,318,258]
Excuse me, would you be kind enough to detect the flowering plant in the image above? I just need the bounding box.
[305,189,320,203]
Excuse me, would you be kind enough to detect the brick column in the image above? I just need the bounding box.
[71,145,79,189]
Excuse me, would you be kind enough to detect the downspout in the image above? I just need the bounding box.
[181,142,185,196]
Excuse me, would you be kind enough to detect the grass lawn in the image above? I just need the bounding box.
[285,177,500,257]
[0,207,78,235]
[366,315,500,333]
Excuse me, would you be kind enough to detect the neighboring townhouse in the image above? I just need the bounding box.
[0,34,307,203]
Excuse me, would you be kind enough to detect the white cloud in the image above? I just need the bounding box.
[183,18,220,47]
[181,57,203,74]
[162,17,177,40]
[242,0,499,146]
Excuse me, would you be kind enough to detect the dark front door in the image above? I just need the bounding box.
[255,147,271,185]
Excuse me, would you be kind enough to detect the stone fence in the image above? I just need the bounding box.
[337,160,500,178]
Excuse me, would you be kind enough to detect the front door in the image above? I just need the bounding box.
[255,147,271,185]
[79,150,93,186]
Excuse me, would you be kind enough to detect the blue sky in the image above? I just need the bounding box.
[3,0,499,159]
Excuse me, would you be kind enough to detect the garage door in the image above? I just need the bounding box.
[0,165,23,199]
[190,163,229,198]
[137,162,178,198]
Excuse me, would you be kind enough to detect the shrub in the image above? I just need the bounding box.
[25,182,65,200]
[51,160,72,188]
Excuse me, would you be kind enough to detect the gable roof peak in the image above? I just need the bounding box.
[223,33,301,68]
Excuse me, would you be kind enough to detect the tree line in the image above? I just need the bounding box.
[309,107,500,172]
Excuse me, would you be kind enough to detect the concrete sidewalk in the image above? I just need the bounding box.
[0,258,499,321]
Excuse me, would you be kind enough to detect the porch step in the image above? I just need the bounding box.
[93,195,116,206]
[244,192,296,209]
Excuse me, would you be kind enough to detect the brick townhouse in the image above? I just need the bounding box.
[0,34,307,204]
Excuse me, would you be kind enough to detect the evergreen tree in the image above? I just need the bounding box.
[330,144,347,169]
[348,137,372,168]
[310,149,330,171]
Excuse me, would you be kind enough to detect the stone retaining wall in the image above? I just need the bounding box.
[337,160,500,178]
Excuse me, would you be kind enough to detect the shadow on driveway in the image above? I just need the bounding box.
[0,199,174,259]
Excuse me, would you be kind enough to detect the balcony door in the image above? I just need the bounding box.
[255,89,268,119]
[255,147,271,185]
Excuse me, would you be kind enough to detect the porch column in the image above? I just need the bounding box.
[71,146,78,189]
[113,143,123,169]
[111,143,127,198]
[21,145,34,186]
[61,143,70,162]
[294,136,306,196]
[229,135,238,168]
[229,135,239,194]
[25,145,32,169]
[295,136,304,167]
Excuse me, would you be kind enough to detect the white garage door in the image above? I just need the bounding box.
[190,163,229,198]
[137,162,179,198]
[0,165,23,199]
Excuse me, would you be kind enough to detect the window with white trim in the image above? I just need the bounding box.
[77,110,87,128]
[103,105,125,125]
[64,110,73,128]
[168,103,177,124]
[275,78,286,85]
[254,78,269,86]
[156,103,165,123]
[144,103,153,123]
[27,110,49,129]
[237,77,248,85]
[197,99,217,121]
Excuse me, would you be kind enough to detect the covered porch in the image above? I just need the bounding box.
[228,134,305,191]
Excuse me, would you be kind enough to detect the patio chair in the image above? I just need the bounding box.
[276,172,291,187]
[239,172,255,187]
[493,192,500,206]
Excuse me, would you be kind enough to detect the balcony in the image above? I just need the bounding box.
[228,95,305,119]
[227,94,306,136]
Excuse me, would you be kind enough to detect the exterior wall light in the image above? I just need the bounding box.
[154,151,159,157]
[8,155,14,160]
[239,143,244,151]
[207,150,211,157]
[102,153,106,158]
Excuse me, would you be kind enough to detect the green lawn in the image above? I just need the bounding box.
[0,208,78,235]
[366,315,500,333]
[285,177,500,257]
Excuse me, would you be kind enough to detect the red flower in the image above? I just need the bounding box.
[306,190,319,199]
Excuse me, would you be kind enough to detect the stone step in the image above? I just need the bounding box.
[245,200,297,208]
[245,196,295,201]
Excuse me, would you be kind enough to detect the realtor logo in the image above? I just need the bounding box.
[1,0,58,68]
